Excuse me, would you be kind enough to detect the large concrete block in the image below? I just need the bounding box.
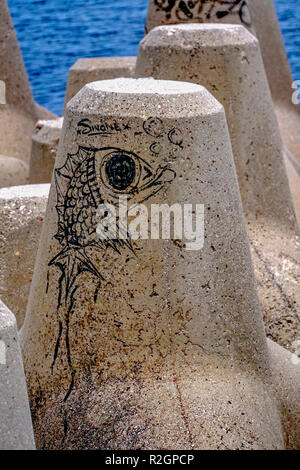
[0,155,29,188]
[248,0,300,166]
[0,299,35,449]
[284,150,300,227]
[145,0,253,33]
[29,118,63,184]
[267,339,300,450]
[64,57,136,109]
[136,24,300,351]
[0,1,37,162]
[0,184,49,329]
[21,78,283,449]
[145,0,300,167]
[35,103,58,121]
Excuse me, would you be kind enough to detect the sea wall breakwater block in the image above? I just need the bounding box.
[21,77,283,449]
[247,0,300,167]
[0,299,35,449]
[64,57,136,109]
[145,0,300,169]
[136,24,300,353]
[0,184,50,329]
[267,339,300,450]
[29,118,64,184]
[284,150,300,227]
[145,0,253,34]
[0,0,37,162]
[0,155,29,188]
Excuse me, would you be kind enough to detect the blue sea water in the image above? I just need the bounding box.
[7,0,300,115]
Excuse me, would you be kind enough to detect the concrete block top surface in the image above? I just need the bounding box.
[33,118,63,144]
[36,118,64,129]
[143,23,257,47]
[72,57,136,71]
[68,77,223,117]
[0,183,50,201]
[88,76,211,94]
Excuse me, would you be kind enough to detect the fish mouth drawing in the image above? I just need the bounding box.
[48,145,176,382]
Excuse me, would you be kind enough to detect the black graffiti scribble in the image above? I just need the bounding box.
[155,0,177,18]
[48,145,176,391]
[150,142,162,155]
[154,0,252,27]
[143,117,165,137]
[77,118,131,137]
[168,128,184,149]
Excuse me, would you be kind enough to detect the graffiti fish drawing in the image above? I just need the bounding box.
[49,145,176,375]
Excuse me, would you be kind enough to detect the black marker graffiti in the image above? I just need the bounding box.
[154,0,252,27]
[49,145,176,388]
[77,118,131,137]
[143,117,165,137]
[168,128,184,149]
[150,142,162,155]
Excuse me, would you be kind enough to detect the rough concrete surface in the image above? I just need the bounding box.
[0,184,49,328]
[267,339,300,450]
[29,118,63,184]
[20,78,284,450]
[0,299,35,449]
[0,0,37,162]
[64,57,136,109]
[136,24,300,352]
[0,155,29,188]
[145,0,300,170]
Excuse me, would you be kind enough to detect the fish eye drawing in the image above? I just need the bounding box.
[48,144,177,382]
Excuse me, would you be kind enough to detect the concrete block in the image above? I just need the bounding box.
[284,150,300,227]
[0,1,37,162]
[146,0,253,33]
[247,0,300,166]
[136,24,300,351]
[64,57,136,109]
[21,78,283,449]
[29,118,63,184]
[35,103,58,121]
[0,184,49,328]
[145,0,300,169]
[0,155,29,188]
[267,339,300,450]
[0,299,35,449]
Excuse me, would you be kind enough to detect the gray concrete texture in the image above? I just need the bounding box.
[0,155,29,188]
[64,57,136,109]
[136,24,300,353]
[0,184,49,329]
[0,299,35,449]
[0,0,37,162]
[29,118,63,184]
[20,78,285,449]
[145,0,300,172]
[0,1,57,165]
